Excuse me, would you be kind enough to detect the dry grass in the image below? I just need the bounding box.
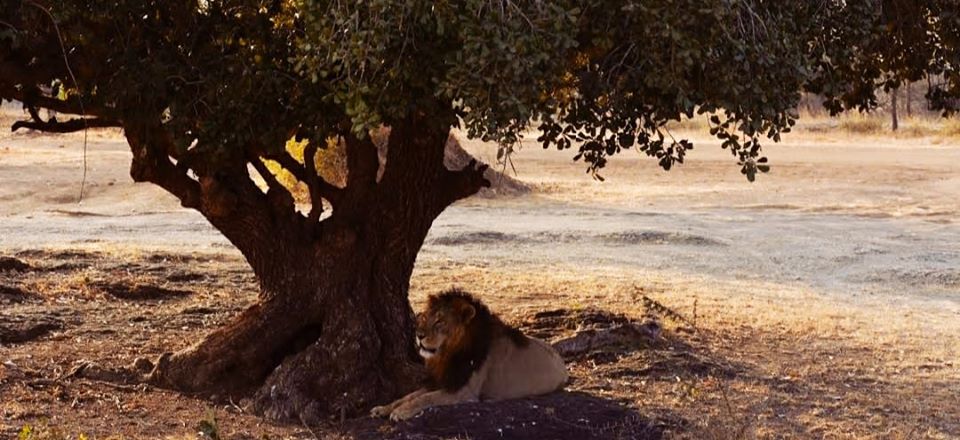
[811,113,960,139]
[941,118,960,138]
[836,114,888,134]
[4,249,957,438]
[411,262,960,439]
[660,111,960,141]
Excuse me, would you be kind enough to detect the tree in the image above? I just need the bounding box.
[892,88,899,131]
[1,0,957,422]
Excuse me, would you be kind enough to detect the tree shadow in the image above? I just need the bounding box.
[347,391,662,440]
[345,307,708,440]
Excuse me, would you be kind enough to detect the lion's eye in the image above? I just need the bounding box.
[433,321,442,329]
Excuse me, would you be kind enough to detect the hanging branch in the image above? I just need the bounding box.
[12,117,120,133]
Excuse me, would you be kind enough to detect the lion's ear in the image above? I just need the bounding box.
[459,303,476,323]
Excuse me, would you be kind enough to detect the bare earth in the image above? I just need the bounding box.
[1,120,959,439]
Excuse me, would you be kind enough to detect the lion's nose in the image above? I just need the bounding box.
[416,331,425,340]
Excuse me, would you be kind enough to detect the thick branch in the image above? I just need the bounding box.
[271,152,308,181]
[344,132,379,189]
[250,157,296,217]
[22,93,92,116]
[125,124,202,210]
[0,66,114,118]
[12,117,120,133]
[250,157,285,194]
[441,159,491,205]
[128,128,305,281]
[321,131,382,222]
[268,151,342,205]
[22,91,102,117]
[25,103,42,123]
[0,60,61,98]
[379,110,454,190]
[302,142,324,223]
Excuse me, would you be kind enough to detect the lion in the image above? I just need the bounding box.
[370,288,568,421]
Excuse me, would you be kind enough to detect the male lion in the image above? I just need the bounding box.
[371,288,568,421]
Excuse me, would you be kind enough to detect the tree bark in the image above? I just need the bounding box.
[905,82,913,117]
[891,88,899,131]
[147,236,425,422]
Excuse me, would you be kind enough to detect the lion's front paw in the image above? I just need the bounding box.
[389,405,422,421]
[370,404,392,418]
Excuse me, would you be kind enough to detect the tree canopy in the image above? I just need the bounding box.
[3,1,958,183]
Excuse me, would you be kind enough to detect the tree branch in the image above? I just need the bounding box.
[343,132,379,189]
[12,116,120,133]
[250,158,285,195]
[270,152,308,181]
[441,159,491,206]
[302,142,324,223]
[23,93,97,117]
[125,124,202,210]
[250,157,296,217]
[267,151,342,206]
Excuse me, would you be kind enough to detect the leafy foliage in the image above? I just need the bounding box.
[292,0,960,179]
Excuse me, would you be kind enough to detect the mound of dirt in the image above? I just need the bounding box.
[90,281,192,301]
[0,256,31,272]
[520,308,637,336]
[600,231,725,247]
[0,284,34,303]
[428,231,521,246]
[0,314,62,344]
[348,392,661,440]
[519,308,663,358]
[166,271,206,282]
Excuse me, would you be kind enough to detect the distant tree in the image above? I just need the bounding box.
[1,0,957,422]
[892,89,900,130]
[906,82,913,117]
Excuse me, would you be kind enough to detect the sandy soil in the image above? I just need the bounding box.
[1,115,959,439]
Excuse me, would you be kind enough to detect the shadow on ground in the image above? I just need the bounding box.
[343,307,708,440]
[1,250,723,438]
[347,391,661,440]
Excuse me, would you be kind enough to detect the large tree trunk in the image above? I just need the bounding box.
[148,239,424,422]
[137,111,489,423]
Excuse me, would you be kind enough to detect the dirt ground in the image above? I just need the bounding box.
[1,111,959,439]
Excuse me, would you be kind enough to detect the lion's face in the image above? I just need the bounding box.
[415,298,475,359]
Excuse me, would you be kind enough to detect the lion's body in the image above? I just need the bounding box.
[474,333,569,400]
[370,289,568,420]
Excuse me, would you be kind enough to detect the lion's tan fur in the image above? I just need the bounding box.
[370,289,568,421]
